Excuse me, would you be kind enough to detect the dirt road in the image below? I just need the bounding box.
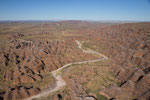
[25,40,108,100]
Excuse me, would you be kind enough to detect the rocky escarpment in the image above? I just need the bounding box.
[89,23,150,100]
[0,33,97,100]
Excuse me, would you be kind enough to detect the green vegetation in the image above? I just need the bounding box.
[97,94,108,100]
[63,60,119,99]
[117,81,121,87]
[135,65,141,68]
[0,34,10,48]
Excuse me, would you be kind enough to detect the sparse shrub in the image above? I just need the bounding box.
[96,94,108,100]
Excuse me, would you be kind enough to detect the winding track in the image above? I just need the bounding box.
[25,40,108,100]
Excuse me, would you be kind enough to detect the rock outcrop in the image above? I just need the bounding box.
[89,23,150,100]
[0,33,97,100]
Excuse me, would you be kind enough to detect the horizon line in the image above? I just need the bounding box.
[0,19,150,23]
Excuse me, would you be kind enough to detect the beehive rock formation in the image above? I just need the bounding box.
[89,23,150,100]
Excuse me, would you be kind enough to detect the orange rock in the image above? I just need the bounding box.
[20,75,34,84]
[28,88,40,96]
[134,50,146,58]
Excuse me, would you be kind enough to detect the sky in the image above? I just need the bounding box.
[0,0,150,21]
